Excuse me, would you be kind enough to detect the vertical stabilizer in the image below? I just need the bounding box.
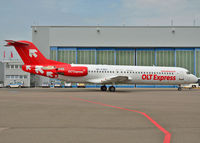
[5,40,62,65]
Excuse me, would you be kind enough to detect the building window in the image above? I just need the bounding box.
[6,75,11,79]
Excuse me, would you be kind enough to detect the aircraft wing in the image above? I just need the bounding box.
[88,76,132,84]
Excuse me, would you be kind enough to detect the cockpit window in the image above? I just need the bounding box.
[186,71,190,74]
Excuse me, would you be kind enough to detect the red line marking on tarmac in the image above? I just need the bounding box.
[70,96,171,143]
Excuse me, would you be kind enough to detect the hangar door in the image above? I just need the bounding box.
[176,50,194,74]
[136,49,155,66]
[156,50,175,67]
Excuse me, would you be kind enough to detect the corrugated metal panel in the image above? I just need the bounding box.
[32,26,200,47]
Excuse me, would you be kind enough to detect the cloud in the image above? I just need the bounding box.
[121,0,187,11]
[0,0,200,46]
[119,0,200,25]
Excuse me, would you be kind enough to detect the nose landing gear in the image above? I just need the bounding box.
[178,87,182,91]
[178,84,182,91]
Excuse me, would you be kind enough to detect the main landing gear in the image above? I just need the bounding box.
[100,85,116,92]
[178,85,182,91]
[100,85,107,91]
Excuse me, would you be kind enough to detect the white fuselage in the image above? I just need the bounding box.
[57,64,198,85]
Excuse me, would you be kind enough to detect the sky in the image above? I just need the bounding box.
[0,0,200,60]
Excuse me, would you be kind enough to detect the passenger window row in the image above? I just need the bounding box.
[88,70,174,75]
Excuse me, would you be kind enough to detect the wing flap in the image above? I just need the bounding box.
[88,76,131,84]
[102,76,130,84]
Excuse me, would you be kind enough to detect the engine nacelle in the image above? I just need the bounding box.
[57,66,88,77]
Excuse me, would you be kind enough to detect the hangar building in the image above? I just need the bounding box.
[32,26,200,87]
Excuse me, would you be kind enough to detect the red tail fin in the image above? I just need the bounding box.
[5,40,63,65]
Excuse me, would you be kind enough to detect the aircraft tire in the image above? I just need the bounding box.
[109,86,115,92]
[101,86,107,91]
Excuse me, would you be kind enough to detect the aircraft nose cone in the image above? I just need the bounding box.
[195,77,200,84]
[191,75,198,83]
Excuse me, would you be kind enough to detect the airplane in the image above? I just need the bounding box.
[5,40,199,92]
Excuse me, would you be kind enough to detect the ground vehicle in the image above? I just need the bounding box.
[0,81,3,88]
[0,84,3,88]
[8,81,23,88]
[54,82,62,88]
[65,83,72,88]
[77,83,85,88]
[42,82,50,88]
[182,83,199,89]
[182,78,200,89]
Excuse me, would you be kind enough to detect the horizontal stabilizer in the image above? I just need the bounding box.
[5,40,30,46]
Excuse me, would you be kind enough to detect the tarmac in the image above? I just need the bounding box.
[0,88,200,143]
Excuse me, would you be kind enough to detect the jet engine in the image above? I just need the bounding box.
[57,66,88,77]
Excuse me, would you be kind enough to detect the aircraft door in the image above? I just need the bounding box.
[178,71,189,83]
[178,71,184,81]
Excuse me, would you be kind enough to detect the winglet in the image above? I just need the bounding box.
[5,40,30,47]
